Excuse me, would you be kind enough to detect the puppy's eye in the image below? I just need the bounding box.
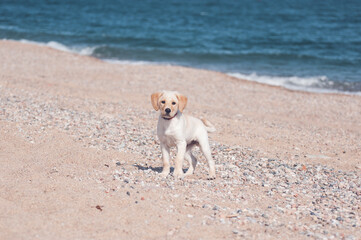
[161,101,165,104]
[172,102,176,105]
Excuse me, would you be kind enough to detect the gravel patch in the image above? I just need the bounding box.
[1,85,360,239]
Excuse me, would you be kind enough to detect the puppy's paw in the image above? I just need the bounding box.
[207,174,216,180]
[184,168,194,176]
[159,171,170,178]
[173,170,184,180]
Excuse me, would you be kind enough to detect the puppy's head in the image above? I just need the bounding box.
[151,91,187,119]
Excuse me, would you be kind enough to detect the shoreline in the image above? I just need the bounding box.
[0,39,360,239]
[5,39,361,97]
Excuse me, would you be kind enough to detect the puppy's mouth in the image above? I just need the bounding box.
[162,113,172,118]
[162,111,177,119]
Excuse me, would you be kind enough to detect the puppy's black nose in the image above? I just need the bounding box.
[165,108,171,113]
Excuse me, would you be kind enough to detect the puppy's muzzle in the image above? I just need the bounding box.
[165,108,171,114]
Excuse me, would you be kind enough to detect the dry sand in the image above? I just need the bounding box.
[0,40,360,239]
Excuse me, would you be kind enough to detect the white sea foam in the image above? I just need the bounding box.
[46,41,72,52]
[104,59,171,66]
[228,72,326,87]
[19,39,96,56]
[77,46,97,55]
[14,39,153,65]
[17,39,150,65]
[104,59,153,65]
[228,72,361,95]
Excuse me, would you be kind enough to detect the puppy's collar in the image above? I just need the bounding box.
[162,112,178,120]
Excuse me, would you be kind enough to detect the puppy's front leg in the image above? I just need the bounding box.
[160,143,170,177]
[173,141,186,179]
[199,137,216,179]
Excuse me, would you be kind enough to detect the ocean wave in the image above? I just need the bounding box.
[19,39,97,56]
[12,39,156,65]
[0,25,22,31]
[228,73,361,95]
[104,59,159,65]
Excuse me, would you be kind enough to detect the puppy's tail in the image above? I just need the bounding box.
[201,118,216,133]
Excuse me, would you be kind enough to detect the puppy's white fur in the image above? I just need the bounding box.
[151,91,216,179]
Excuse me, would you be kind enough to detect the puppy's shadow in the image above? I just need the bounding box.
[134,164,171,173]
[134,164,188,174]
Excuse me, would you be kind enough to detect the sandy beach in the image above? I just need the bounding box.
[0,40,360,239]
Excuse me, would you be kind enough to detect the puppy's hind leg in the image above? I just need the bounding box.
[198,136,216,180]
[184,148,197,176]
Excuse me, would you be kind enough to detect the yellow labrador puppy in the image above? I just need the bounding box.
[151,91,216,179]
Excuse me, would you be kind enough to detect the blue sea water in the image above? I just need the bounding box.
[1,0,361,94]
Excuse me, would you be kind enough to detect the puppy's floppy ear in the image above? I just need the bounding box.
[176,93,188,112]
[151,92,162,111]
